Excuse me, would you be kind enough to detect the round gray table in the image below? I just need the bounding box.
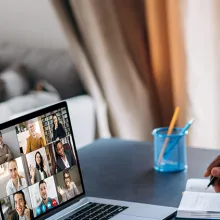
[77,139,219,218]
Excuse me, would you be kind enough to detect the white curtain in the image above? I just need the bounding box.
[181,0,220,149]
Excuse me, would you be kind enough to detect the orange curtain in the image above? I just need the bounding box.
[146,0,187,126]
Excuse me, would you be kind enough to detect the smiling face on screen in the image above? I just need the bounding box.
[8,160,19,180]
[53,115,58,126]
[56,142,65,157]
[64,173,71,188]
[14,193,25,216]
[28,122,36,136]
[39,182,48,201]
[35,152,41,165]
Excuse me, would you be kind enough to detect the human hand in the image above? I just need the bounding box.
[24,208,31,220]
[29,165,35,177]
[57,186,64,195]
[204,155,220,192]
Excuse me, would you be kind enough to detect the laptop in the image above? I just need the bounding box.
[0,101,176,220]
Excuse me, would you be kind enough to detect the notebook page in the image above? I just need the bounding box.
[179,191,220,212]
[186,179,215,193]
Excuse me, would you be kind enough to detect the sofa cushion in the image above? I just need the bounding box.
[66,95,95,149]
[0,65,30,101]
[0,91,60,123]
[23,48,86,99]
[0,42,86,99]
[0,42,29,70]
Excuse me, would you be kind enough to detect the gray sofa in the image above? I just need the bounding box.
[0,42,95,148]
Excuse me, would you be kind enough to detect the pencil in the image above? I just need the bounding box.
[158,106,180,164]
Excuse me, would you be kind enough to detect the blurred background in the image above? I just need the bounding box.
[0,0,219,149]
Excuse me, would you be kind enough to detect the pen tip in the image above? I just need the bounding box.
[190,119,195,124]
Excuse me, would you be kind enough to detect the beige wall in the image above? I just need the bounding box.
[0,0,68,49]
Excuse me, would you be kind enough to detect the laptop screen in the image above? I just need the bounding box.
[0,102,84,219]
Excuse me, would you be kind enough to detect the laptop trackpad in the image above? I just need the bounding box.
[112,214,157,220]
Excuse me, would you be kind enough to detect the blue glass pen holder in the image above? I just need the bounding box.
[152,127,188,172]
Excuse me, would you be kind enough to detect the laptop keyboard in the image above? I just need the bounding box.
[63,202,128,220]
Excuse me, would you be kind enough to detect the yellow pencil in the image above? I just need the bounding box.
[158,106,180,164]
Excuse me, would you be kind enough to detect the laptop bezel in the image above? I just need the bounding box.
[0,101,86,220]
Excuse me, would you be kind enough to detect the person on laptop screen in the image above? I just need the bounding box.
[36,180,58,216]
[11,190,34,220]
[0,131,14,164]
[6,160,28,196]
[55,141,76,172]
[29,151,50,184]
[57,169,80,203]
[52,114,66,141]
[26,120,46,154]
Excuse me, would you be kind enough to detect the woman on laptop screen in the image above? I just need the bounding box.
[52,114,66,141]
[29,151,50,184]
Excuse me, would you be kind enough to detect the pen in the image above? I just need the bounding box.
[206,176,217,190]
[164,119,195,156]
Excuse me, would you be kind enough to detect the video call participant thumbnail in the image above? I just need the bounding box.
[6,160,28,196]
[26,119,46,154]
[11,191,34,220]
[0,131,14,164]
[29,151,50,184]
[36,180,58,216]
[52,114,66,141]
[54,140,76,172]
[57,169,80,203]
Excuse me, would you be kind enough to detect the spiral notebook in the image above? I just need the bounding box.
[176,178,220,219]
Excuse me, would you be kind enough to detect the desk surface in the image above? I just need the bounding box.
[78,138,219,208]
